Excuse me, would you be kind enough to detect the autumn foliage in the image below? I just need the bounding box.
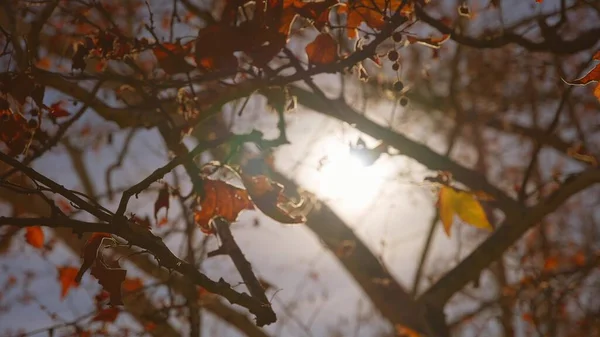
[1,0,599,336]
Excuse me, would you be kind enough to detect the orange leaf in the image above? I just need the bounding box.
[306,33,338,65]
[564,53,600,91]
[240,173,305,224]
[75,233,111,283]
[25,226,44,248]
[194,179,254,234]
[154,185,170,221]
[57,266,79,299]
[93,307,121,323]
[122,277,143,293]
[340,5,386,39]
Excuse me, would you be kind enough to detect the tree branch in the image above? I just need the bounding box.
[418,168,600,309]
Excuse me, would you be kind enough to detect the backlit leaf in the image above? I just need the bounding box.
[306,33,338,65]
[563,52,600,99]
[438,186,493,236]
[240,173,305,224]
[25,226,44,248]
[194,179,254,234]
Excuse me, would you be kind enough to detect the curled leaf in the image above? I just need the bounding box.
[438,186,493,236]
[194,179,254,234]
[240,173,305,224]
[75,233,111,283]
[91,259,127,306]
[406,34,450,49]
[25,226,44,248]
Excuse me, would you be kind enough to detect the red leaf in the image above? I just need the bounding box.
[306,33,338,65]
[154,185,170,221]
[93,307,121,323]
[75,233,111,283]
[91,259,127,306]
[48,101,70,118]
[240,173,305,224]
[57,266,79,299]
[25,226,44,248]
[193,179,254,234]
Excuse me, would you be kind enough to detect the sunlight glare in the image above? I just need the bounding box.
[313,137,390,212]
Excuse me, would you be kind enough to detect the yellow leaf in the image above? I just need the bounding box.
[438,186,493,236]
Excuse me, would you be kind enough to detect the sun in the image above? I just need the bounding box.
[311,136,392,212]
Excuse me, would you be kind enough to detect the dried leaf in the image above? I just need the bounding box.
[406,34,450,49]
[75,233,111,283]
[240,173,305,224]
[57,266,79,299]
[306,33,338,65]
[91,259,127,306]
[25,226,44,248]
[93,307,121,323]
[563,53,600,99]
[154,185,170,221]
[438,186,493,236]
[194,179,254,234]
